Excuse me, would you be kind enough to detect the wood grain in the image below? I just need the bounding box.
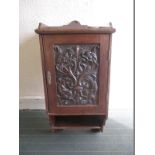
[35,21,115,131]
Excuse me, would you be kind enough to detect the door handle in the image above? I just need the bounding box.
[47,71,52,85]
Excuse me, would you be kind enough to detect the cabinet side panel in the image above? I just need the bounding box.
[99,34,111,115]
[105,34,113,119]
[39,35,49,112]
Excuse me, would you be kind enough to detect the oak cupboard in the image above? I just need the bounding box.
[35,21,115,132]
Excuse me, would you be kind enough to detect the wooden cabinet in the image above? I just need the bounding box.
[35,21,115,132]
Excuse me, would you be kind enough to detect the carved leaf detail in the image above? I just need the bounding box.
[54,44,99,105]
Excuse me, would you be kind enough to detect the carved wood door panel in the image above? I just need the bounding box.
[42,34,110,115]
[54,44,99,106]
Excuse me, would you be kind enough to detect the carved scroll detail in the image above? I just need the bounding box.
[53,44,99,105]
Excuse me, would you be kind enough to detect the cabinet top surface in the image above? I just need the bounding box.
[35,21,116,35]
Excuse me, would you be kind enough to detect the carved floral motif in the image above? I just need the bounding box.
[54,44,99,105]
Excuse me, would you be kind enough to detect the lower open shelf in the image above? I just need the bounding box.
[49,115,106,131]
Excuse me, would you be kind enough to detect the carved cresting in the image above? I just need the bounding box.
[54,44,99,105]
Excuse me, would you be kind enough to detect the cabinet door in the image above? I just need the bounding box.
[42,34,110,115]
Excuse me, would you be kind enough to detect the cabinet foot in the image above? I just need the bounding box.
[91,128,103,132]
[51,129,63,133]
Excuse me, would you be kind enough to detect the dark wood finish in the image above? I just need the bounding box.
[35,21,115,132]
[35,21,115,34]
[54,44,99,106]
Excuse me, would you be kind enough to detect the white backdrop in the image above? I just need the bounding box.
[19,0,133,110]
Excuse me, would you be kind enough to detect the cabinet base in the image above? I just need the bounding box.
[49,115,106,132]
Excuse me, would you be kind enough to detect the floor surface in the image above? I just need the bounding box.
[19,110,134,155]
